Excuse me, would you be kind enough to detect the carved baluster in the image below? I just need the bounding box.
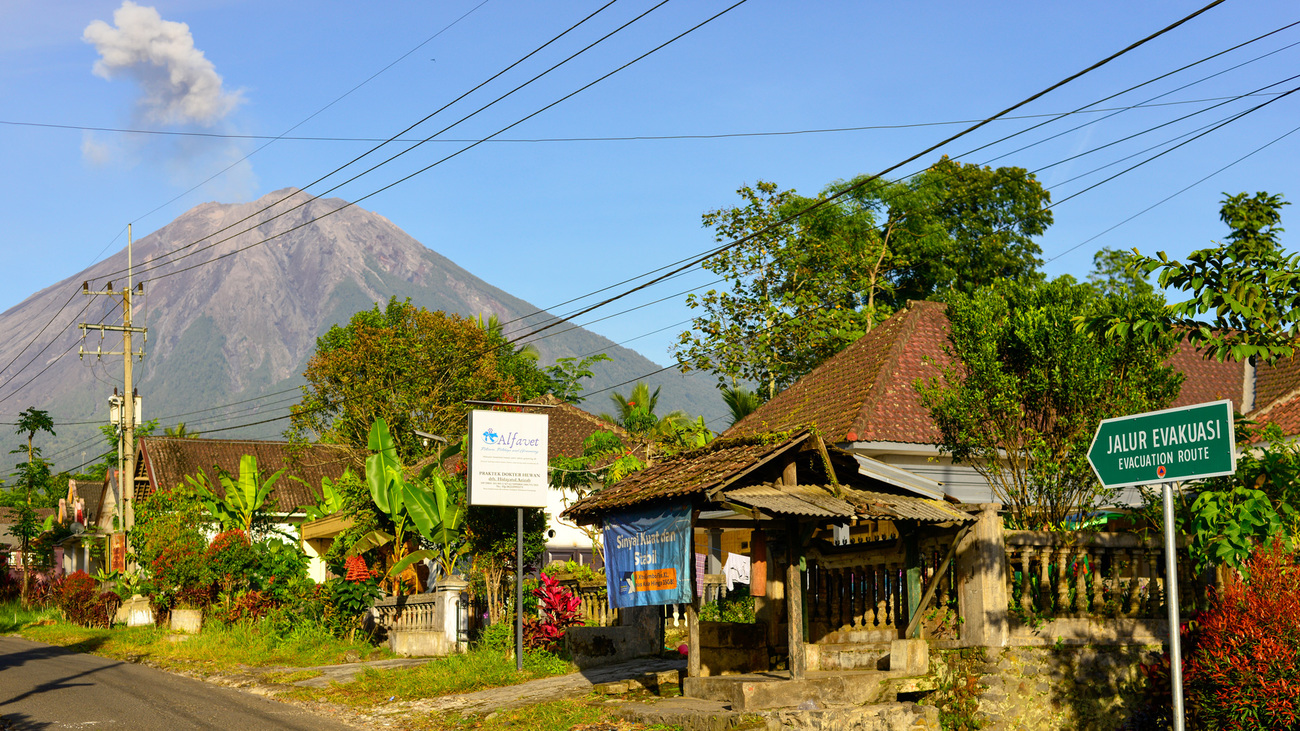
[837,567,849,630]
[1152,547,1166,615]
[1033,547,1049,613]
[1074,547,1088,615]
[853,567,865,629]
[1018,548,1032,612]
[1053,548,1069,615]
[872,564,883,629]
[892,561,904,629]
[1091,547,1106,614]
[1133,548,1150,616]
[826,567,838,630]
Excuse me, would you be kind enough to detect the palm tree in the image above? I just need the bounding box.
[721,385,763,427]
[164,422,200,438]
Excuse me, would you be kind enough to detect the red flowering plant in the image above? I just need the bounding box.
[1130,538,1300,730]
[1181,538,1300,730]
[523,572,583,653]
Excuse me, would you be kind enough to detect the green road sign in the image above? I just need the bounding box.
[1087,399,1236,488]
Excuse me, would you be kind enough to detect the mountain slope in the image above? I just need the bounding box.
[0,189,723,469]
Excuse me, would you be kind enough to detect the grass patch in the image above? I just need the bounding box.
[407,697,623,731]
[288,648,577,707]
[4,600,388,675]
[0,601,61,633]
[267,668,326,684]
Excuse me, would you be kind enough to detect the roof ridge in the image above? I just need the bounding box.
[847,301,942,441]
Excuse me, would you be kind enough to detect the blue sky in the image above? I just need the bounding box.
[1,0,1296,377]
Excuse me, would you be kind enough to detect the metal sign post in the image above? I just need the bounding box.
[1087,399,1236,731]
[465,401,552,673]
[1162,480,1185,731]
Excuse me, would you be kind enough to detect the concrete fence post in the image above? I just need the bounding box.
[957,503,1008,648]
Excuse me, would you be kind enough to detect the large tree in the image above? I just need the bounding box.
[676,157,1052,399]
[917,276,1182,530]
[1089,192,1293,363]
[289,298,542,463]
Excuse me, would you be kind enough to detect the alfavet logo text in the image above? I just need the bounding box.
[481,427,540,449]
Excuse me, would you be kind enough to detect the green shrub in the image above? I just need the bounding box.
[699,584,755,623]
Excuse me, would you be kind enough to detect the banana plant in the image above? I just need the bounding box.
[347,419,467,592]
[303,471,350,521]
[184,454,285,536]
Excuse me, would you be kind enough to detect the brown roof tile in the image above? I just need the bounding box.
[562,432,811,521]
[728,302,1254,447]
[1166,342,1246,409]
[1254,355,1300,412]
[137,438,362,513]
[727,301,951,444]
[522,394,625,460]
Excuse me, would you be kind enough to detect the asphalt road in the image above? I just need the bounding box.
[0,636,360,730]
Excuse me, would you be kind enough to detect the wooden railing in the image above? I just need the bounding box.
[551,576,619,627]
[804,534,960,640]
[1004,531,1206,620]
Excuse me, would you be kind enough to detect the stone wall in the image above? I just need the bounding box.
[930,646,1158,731]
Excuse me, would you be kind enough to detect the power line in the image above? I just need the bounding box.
[2,93,1287,144]
[127,0,496,231]
[1045,120,1300,264]
[161,0,1229,439]
[97,0,637,284]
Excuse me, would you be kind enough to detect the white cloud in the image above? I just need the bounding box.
[83,1,243,126]
[80,131,115,166]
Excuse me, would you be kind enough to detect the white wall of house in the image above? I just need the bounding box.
[543,485,597,566]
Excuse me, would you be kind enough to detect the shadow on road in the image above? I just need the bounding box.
[0,638,121,709]
[0,711,54,730]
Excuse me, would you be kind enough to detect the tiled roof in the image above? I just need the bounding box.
[727,301,951,444]
[68,479,105,525]
[728,302,1259,446]
[1166,342,1245,409]
[1250,355,1300,437]
[562,432,811,521]
[1254,355,1300,410]
[522,394,626,460]
[0,507,56,525]
[137,438,362,513]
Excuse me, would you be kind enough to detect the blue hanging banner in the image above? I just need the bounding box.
[603,500,694,609]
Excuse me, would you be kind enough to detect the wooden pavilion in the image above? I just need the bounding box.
[561,428,976,683]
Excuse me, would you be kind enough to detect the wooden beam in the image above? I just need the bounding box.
[904,525,971,640]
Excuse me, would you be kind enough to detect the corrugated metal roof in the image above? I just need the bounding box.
[853,454,945,500]
[724,484,853,517]
[850,488,974,522]
[722,482,974,523]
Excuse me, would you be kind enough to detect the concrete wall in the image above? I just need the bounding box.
[932,646,1157,731]
[566,605,660,669]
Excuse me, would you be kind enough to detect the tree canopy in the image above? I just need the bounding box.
[289,298,552,464]
[1088,192,1294,363]
[917,276,1182,529]
[676,157,1052,399]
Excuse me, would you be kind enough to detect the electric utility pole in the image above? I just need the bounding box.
[79,224,147,536]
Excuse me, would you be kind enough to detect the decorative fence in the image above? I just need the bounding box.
[804,532,961,641]
[553,578,619,627]
[373,592,444,633]
[1004,530,1208,621]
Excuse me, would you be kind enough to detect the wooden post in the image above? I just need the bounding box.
[688,515,702,678]
[786,518,806,679]
[905,527,921,631]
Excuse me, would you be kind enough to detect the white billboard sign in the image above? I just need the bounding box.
[467,410,549,507]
